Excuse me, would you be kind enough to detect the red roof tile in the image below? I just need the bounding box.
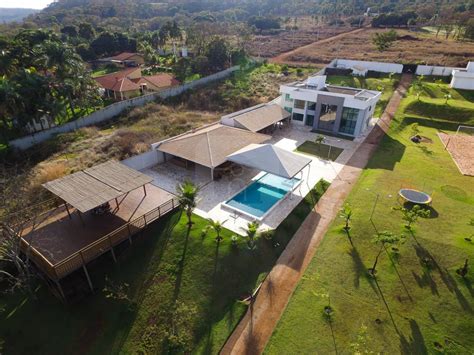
[95,67,141,92]
[110,52,143,61]
[138,73,180,88]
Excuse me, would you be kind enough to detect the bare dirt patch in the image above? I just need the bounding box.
[282,28,474,67]
[247,25,353,58]
[438,132,474,176]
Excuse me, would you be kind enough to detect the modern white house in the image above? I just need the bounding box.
[451,61,474,90]
[279,75,381,137]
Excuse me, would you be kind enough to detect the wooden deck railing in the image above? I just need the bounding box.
[22,197,180,281]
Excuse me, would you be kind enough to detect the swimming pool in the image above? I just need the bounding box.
[223,173,301,220]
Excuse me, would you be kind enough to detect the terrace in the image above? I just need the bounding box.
[18,162,177,291]
[145,123,362,235]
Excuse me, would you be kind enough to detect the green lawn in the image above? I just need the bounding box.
[91,67,120,78]
[266,78,474,354]
[0,181,329,354]
[296,141,344,161]
[325,74,400,118]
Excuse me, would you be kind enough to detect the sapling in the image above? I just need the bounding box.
[339,203,354,246]
[393,204,430,230]
[369,231,406,276]
[244,221,260,250]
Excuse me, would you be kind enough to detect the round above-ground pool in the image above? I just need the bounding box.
[398,189,432,205]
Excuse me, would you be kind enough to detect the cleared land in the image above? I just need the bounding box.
[0,180,328,354]
[439,133,474,176]
[280,28,474,67]
[247,19,355,58]
[266,78,474,354]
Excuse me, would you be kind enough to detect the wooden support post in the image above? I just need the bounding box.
[143,184,147,196]
[127,224,133,245]
[115,197,120,210]
[64,202,72,219]
[55,279,66,302]
[80,253,94,292]
[77,210,85,226]
[108,237,117,263]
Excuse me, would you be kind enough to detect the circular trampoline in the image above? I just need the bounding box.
[398,189,432,205]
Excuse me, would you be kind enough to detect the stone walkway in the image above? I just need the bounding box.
[220,74,413,355]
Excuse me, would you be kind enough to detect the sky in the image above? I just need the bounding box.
[0,0,54,9]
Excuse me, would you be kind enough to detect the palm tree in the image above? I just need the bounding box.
[245,221,260,250]
[314,134,325,152]
[339,203,353,246]
[176,180,199,226]
[208,218,226,242]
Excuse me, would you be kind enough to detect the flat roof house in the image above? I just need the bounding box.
[451,61,474,90]
[280,75,381,137]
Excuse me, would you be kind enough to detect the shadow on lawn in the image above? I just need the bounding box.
[361,129,406,172]
[348,246,378,295]
[400,319,428,355]
[411,233,473,314]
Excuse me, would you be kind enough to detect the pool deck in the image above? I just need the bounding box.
[145,124,366,235]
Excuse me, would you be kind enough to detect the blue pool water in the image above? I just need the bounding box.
[225,173,300,218]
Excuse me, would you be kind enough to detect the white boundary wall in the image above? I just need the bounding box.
[330,59,403,74]
[416,65,461,76]
[121,150,165,171]
[9,66,240,150]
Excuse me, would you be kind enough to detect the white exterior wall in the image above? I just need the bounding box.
[280,85,379,111]
[450,62,474,90]
[451,72,474,90]
[333,59,403,74]
[121,149,165,170]
[416,65,461,76]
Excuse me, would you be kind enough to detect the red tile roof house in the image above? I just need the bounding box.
[94,67,180,100]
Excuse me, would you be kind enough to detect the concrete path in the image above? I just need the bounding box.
[220,74,413,355]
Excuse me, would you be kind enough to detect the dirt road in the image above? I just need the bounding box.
[270,26,367,67]
[220,74,414,355]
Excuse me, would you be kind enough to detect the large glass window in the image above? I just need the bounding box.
[318,104,338,131]
[307,101,316,111]
[305,114,315,126]
[339,107,359,135]
[292,113,304,121]
[294,99,305,109]
[284,106,293,113]
[285,93,293,102]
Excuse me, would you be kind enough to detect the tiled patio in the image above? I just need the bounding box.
[144,123,366,235]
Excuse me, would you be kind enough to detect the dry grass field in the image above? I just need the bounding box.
[284,28,474,67]
[247,17,355,58]
[247,26,352,58]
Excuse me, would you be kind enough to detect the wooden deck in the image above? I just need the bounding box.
[20,184,178,280]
